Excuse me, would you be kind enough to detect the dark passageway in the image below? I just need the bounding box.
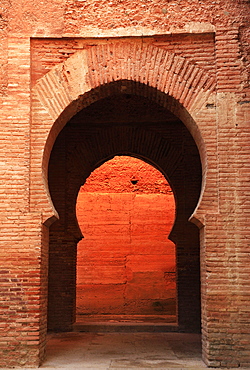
[48,86,202,334]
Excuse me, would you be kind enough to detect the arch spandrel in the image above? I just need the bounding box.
[31,42,218,226]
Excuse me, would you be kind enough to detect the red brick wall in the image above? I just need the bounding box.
[30,33,216,87]
[76,156,176,317]
[1,0,250,367]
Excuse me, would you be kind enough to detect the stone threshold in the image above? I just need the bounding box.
[73,314,181,333]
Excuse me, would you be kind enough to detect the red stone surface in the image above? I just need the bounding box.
[76,156,176,316]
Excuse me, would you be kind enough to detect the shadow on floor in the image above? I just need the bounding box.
[41,332,206,369]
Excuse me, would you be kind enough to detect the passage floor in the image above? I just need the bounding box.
[1,331,250,369]
[43,332,204,369]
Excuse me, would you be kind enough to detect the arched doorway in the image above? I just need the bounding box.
[76,156,177,324]
[47,92,202,333]
[30,42,218,365]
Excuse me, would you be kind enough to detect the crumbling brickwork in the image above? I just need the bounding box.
[0,0,250,367]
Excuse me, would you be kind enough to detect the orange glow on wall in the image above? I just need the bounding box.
[76,156,176,318]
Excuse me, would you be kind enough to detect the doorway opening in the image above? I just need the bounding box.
[47,91,202,334]
[76,155,176,326]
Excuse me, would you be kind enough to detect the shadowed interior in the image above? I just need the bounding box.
[48,92,202,333]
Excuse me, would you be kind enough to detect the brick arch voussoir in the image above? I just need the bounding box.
[86,43,216,111]
[34,43,216,126]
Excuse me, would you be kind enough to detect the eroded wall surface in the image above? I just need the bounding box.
[0,0,250,367]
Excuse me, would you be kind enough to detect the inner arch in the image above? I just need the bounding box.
[76,155,176,322]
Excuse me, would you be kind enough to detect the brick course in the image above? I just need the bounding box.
[0,0,250,367]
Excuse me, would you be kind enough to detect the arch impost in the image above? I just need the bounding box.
[42,211,59,228]
[41,194,59,227]
[189,212,205,229]
[29,191,59,227]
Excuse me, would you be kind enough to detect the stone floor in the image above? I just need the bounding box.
[41,332,206,370]
[42,332,206,369]
[2,331,249,370]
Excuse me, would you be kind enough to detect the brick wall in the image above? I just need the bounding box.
[0,0,250,367]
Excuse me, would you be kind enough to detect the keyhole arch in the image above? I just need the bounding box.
[76,155,177,321]
[48,92,202,333]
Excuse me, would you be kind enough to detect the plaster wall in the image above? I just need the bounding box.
[76,156,176,317]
